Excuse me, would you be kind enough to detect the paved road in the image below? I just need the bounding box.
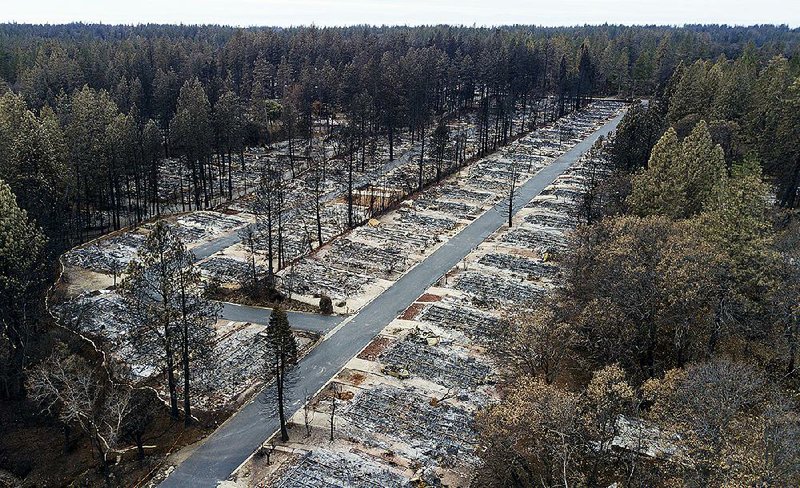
[159,109,626,487]
[218,302,343,334]
[193,233,244,261]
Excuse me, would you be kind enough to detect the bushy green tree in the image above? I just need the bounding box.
[606,102,665,173]
[774,76,800,207]
[0,179,46,398]
[667,60,715,124]
[680,119,728,213]
[629,120,725,219]
[627,127,687,218]
[0,92,69,245]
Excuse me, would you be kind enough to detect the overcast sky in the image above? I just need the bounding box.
[2,0,798,27]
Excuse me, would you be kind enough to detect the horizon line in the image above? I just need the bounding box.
[1,20,798,30]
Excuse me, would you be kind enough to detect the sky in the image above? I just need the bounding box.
[2,0,798,28]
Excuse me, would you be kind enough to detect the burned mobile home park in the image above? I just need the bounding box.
[1,18,799,488]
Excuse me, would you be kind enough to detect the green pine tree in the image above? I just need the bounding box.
[629,121,726,219]
[266,306,298,441]
[681,120,727,215]
[628,127,687,218]
[0,178,46,398]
